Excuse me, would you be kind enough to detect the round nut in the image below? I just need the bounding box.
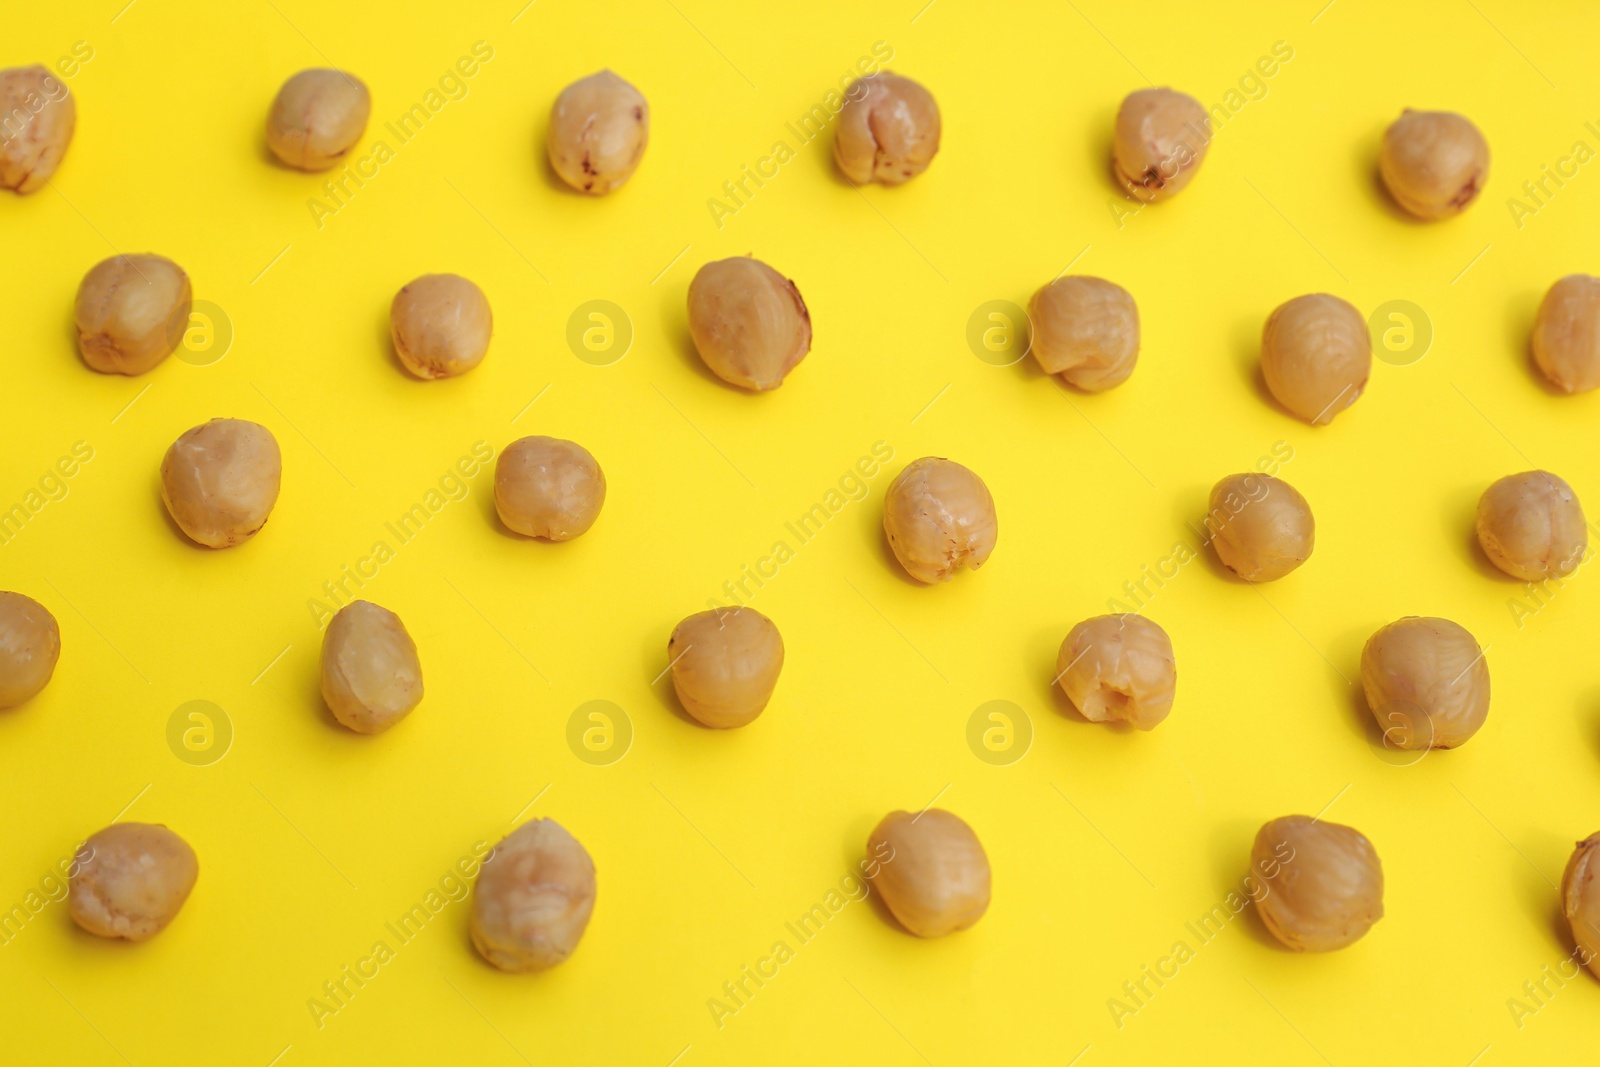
[834,72,941,185]
[1207,473,1315,582]
[1476,470,1587,581]
[1056,614,1176,730]
[1028,276,1139,391]
[547,70,648,195]
[320,601,423,734]
[0,591,60,708]
[1252,815,1383,952]
[471,818,596,972]
[391,274,493,379]
[160,419,282,549]
[0,65,77,194]
[687,256,811,391]
[866,809,990,937]
[265,69,371,171]
[1361,616,1489,750]
[1532,275,1600,394]
[1261,294,1371,424]
[69,822,198,942]
[882,457,997,584]
[1113,87,1210,202]
[667,607,784,729]
[1378,109,1488,221]
[494,436,605,541]
[1562,833,1600,978]
[74,254,193,376]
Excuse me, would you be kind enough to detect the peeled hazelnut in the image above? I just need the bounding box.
[160,419,282,548]
[494,436,605,540]
[1532,275,1600,394]
[74,254,193,376]
[1361,617,1489,750]
[265,69,371,171]
[866,809,990,937]
[391,274,493,379]
[687,257,811,390]
[1113,87,1210,202]
[321,601,423,734]
[1028,276,1139,391]
[1252,815,1383,952]
[1261,294,1371,424]
[1562,834,1600,977]
[1378,109,1488,221]
[69,823,198,942]
[667,607,783,729]
[0,65,76,193]
[471,818,596,972]
[547,70,648,195]
[1056,614,1176,730]
[0,591,60,708]
[1477,470,1587,581]
[834,72,941,185]
[882,457,997,583]
[1207,473,1315,582]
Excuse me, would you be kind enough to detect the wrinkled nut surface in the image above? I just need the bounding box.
[1532,275,1600,394]
[494,436,605,541]
[1028,276,1139,391]
[265,69,370,171]
[547,70,648,195]
[1113,87,1210,202]
[834,72,941,185]
[1057,614,1176,730]
[1562,834,1600,977]
[882,457,997,584]
[1208,473,1315,582]
[391,273,493,379]
[69,823,198,942]
[160,419,282,549]
[0,591,60,708]
[321,601,424,734]
[75,254,193,376]
[1261,294,1371,424]
[1477,470,1587,581]
[866,809,990,937]
[1,65,76,194]
[1252,815,1383,952]
[471,818,596,972]
[1378,109,1488,221]
[667,607,783,729]
[1361,616,1489,750]
[687,257,811,391]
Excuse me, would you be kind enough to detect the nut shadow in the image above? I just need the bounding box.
[656,283,734,392]
[1207,819,1290,952]
[1447,482,1515,582]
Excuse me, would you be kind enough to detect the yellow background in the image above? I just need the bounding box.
[3,0,1598,1063]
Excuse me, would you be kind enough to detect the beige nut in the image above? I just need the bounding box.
[1113,87,1210,202]
[1476,470,1587,581]
[265,69,371,171]
[1361,616,1489,750]
[471,818,597,972]
[1378,109,1488,220]
[0,65,77,194]
[687,257,811,390]
[667,607,784,729]
[1261,294,1371,424]
[1252,815,1383,952]
[69,823,198,942]
[867,809,990,937]
[160,419,282,548]
[1028,276,1139,391]
[882,457,997,583]
[1207,473,1315,582]
[1056,614,1176,730]
[74,254,193,376]
[1532,275,1600,394]
[834,72,941,185]
[0,591,60,708]
[494,436,605,540]
[547,70,648,195]
[320,601,424,733]
[391,274,493,379]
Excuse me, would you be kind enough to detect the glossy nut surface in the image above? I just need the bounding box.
[1261,293,1371,424]
[1,65,76,193]
[471,818,596,972]
[687,257,811,390]
[161,419,282,548]
[1056,614,1176,730]
[1562,834,1600,977]
[1378,109,1488,220]
[1028,276,1139,391]
[265,69,370,171]
[1532,275,1600,394]
[1208,473,1315,582]
[547,70,648,195]
[834,72,941,185]
[494,437,605,541]
[391,274,493,379]
[0,592,60,708]
[74,254,192,376]
[866,809,990,937]
[667,607,783,729]
[69,823,198,942]
[882,457,997,583]
[1113,87,1209,202]
[321,601,423,734]
[1361,616,1489,750]
[1252,815,1383,952]
[1477,470,1587,581]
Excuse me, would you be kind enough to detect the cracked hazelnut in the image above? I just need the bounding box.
[1379,109,1488,220]
[1261,294,1371,424]
[266,69,371,171]
[75,254,192,376]
[867,809,989,937]
[687,256,811,390]
[1477,470,1587,581]
[1253,815,1383,952]
[1361,616,1489,750]
[321,601,423,734]
[1532,275,1600,394]
[668,607,783,729]
[1056,614,1176,730]
[472,818,596,972]
[69,823,198,942]
[547,70,648,195]
[0,65,76,193]
[1028,276,1139,391]
[882,457,997,583]
[834,72,941,185]
[1113,87,1210,202]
